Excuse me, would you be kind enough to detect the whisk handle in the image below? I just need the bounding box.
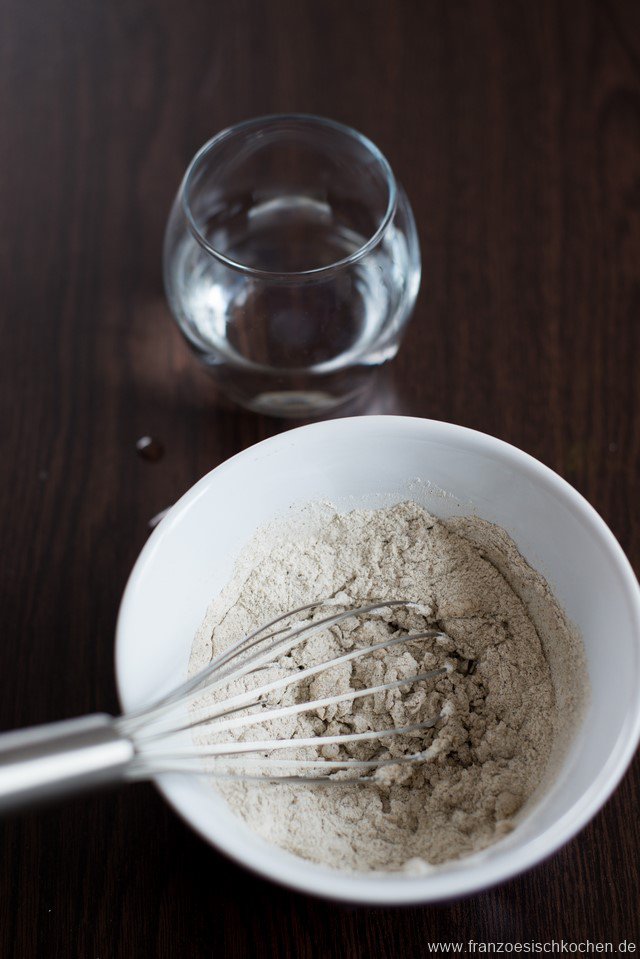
[0,714,135,814]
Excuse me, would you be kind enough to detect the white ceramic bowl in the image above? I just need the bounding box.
[115,416,640,904]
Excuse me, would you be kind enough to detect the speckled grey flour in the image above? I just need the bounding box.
[189,502,588,873]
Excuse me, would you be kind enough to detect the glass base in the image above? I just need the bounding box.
[200,358,381,419]
[233,383,373,418]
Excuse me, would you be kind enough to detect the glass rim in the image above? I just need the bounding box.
[180,113,398,280]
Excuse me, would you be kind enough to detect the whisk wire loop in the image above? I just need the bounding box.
[117,600,458,785]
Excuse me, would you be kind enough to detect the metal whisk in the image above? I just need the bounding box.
[0,601,461,812]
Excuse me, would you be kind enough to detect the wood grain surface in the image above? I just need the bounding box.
[1,0,639,955]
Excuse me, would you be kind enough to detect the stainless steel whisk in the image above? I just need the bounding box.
[0,601,460,813]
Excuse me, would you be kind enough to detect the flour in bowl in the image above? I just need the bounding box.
[189,502,588,872]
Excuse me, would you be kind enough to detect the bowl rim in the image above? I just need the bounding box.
[115,415,640,904]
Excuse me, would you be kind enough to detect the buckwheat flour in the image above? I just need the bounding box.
[189,502,588,872]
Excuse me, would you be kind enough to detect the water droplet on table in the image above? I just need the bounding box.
[136,436,164,462]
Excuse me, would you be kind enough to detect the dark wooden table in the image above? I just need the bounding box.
[1,0,639,955]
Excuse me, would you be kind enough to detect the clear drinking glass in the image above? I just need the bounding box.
[163,115,421,417]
